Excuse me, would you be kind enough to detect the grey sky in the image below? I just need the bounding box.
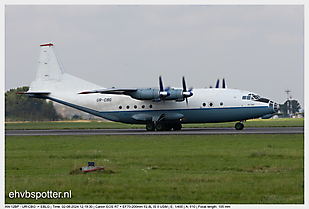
[5,5,304,106]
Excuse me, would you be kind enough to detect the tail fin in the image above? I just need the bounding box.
[36,43,65,81]
[29,43,103,93]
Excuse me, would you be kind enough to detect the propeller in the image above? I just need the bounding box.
[182,76,193,104]
[215,78,227,88]
[159,76,170,100]
[215,79,220,88]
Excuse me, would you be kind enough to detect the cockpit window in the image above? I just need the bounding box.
[242,93,261,101]
[251,94,261,100]
[242,93,269,103]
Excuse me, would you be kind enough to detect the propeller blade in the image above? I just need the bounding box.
[182,76,187,92]
[165,86,171,92]
[222,78,226,89]
[182,76,193,105]
[159,76,164,91]
[215,79,220,88]
[158,76,170,101]
[188,86,193,92]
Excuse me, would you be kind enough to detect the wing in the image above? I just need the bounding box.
[78,76,193,102]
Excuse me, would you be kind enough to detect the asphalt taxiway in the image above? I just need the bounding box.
[5,127,304,136]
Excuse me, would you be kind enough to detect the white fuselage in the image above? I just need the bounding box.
[25,43,278,129]
[41,77,274,124]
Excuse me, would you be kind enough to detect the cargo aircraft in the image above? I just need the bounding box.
[18,43,279,131]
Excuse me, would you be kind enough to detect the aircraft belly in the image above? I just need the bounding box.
[181,106,273,123]
[112,106,273,124]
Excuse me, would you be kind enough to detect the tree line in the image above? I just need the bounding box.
[5,86,62,121]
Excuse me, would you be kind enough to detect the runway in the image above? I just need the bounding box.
[5,127,304,136]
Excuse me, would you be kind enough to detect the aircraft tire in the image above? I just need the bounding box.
[156,123,165,131]
[235,122,244,130]
[146,123,156,131]
[172,124,182,131]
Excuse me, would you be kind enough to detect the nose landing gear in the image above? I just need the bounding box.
[235,122,244,130]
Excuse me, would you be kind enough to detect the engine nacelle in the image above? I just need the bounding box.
[127,89,160,100]
[164,89,184,101]
[126,88,191,102]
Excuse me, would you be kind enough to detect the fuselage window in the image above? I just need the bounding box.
[242,96,246,100]
[202,103,206,107]
[209,102,214,107]
[246,95,251,100]
[126,105,130,109]
[149,104,153,108]
[141,105,145,109]
[134,105,137,109]
[119,106,122,109]
[220,102,224,106]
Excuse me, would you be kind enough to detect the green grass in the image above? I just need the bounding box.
[5,118,304,130]
[183,118,304,128]
[5,121,140,130]
[5,134,304,204]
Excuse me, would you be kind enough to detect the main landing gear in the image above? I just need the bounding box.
[235,122,244,130]
[146,122,182,131]
[146,122,244,131]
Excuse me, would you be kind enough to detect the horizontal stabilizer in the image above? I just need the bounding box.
[17,91,51,98]
[17,91,50,95]
[79,88,138,95]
